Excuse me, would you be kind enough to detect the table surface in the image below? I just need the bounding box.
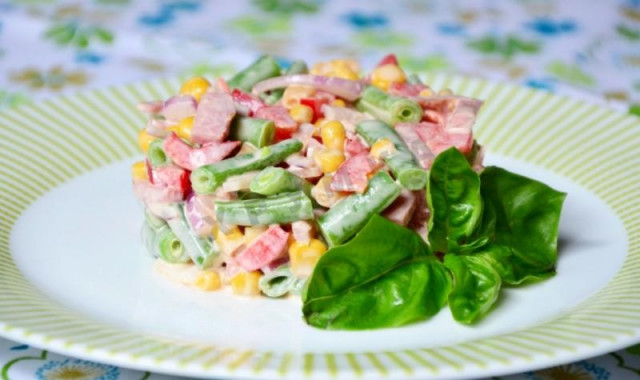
[0,0,639,379]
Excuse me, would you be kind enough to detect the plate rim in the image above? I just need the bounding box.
[0,73,639,379]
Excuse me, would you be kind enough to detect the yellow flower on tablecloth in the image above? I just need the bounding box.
[533,364,593,380]
[9,66,88,91]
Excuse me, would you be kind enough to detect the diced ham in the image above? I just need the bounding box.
[395,123,436,169]
[191,92,236,144]
[163,95,197,123]
[255,106,298,140]
[413,95,483,154]
[235,226,290,271]
[382,190,417,226]
[163,133,239,171]
[291,220,314,244]
[415,121,474,155]
[388,82,428,98]
[152,164,191,196]
[344,136,369,158]
[231,89,265,116]
[137,100,163,114]
[184,192,215,237]
[376,53,399,67]
[215,78,231,94]
[133,180,184,204]
[321,104,372,133]
[408,190,429,239]
[330,153,382,193]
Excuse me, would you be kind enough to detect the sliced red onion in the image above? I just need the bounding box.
[252,75,364,101]
[145,117,172,138]
[321,104,372,132]
[137,100,163,114]
[185,192,216,237]
[163,95,197,123]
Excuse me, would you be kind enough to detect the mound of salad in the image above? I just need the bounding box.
[132,54,566,329]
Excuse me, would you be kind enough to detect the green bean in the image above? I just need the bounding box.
[259,264,300,297]
[191,139,303,194]
[250,167,311,196]
[167,205,219,268]
[318,171,402,246]
[356,120,428,190]
[154,224,191,264]
[229,116,275,148]
[215,190,313,226]
[147,139,170,167]
[262,60,309,105]
[356,86,423,125]
[228,55,282,93]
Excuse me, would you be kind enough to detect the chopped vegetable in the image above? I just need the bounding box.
[190,139,303,194]
[356,86,422,125]
[215,190,314,226]
[228,116,275,148]
[356,120,428,190]
[318,171,401,246]
[250,167,311,196]
[228,55,282,93]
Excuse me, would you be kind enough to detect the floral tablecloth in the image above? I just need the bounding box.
[0,0,639,379]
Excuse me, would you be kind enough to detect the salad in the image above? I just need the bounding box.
[132,54,566,330]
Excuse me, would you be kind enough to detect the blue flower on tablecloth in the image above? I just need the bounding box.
[436,22,466,36]
[10,344,29,350]
[75,51,106,64]
[524,77,556,92]
[525,360,610,380]
[36,359,119,380]
[342,11,388,29]
[525,18,577,36]
[138,0,201,27]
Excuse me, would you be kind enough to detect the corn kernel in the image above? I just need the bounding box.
[419,88,434,97]
[330,60,359,80]
[131,161,148,181]
[281,85,316,109]
[289,239,327,277]
[314,149,345,173]
[215,226,245,256]
[370,138,397,159]
[244,225,267,245]
[289,104,314,124]
[371,64,407,91]
[194,271,222,291]
[320,120,346,151]
[438,88,453,96]
[137,128,157,153]
[311,175,346,207]
[168,117,194,141]
[231,271,262,296]
[310,62,333,76]
[179,76,211,102]
[331,99,346,107]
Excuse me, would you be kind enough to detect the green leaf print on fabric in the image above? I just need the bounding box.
[546,60,596,88]
[617,24,640,41]
[226,15,291,35]
[43,22,114,49]
[398,54,452,73]
[252,0,321,14]
[0,90,31,108]
[182,63,238,78]
[467,35,540,59]
[353,31,415,49]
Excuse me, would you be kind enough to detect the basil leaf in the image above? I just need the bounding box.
[427,147,484,253]
[477,166,566,284]
[302,215,451,330]
[444,254,501,324]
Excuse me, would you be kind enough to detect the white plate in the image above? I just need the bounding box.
[1,74,639,379]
